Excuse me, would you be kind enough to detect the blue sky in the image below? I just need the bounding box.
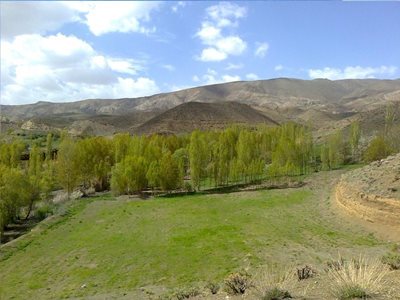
[1,1,399,105]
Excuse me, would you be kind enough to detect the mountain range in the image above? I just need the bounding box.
[1,78,399,136]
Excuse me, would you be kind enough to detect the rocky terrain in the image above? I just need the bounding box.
[134,102,278,134]
[1,78,399,135]
[335,153,400,240]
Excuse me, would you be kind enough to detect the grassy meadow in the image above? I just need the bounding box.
[0,177,390,299]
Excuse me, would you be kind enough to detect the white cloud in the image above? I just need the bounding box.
[171,1,186,13]
[195,69,240,85]
[0,2,80,39]
[246,73,259,80]
[0,2,161,39]
[308,65,398,80]
[255,42,269,58]
[206,2,246,28]
[77,2,160,36]
[226,63,243,70]
[274,64,283,71]
[196,3,247,62]
[0,33,159,104]
[222,75,240,82]
[162,64,175,71]
[199,48,228,62]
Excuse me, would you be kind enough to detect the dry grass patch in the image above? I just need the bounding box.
[326,255,394,299]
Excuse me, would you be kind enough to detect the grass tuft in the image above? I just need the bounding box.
[261,287,292,300]
[326,255,393,299]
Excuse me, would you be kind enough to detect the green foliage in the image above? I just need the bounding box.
[56,136,79,197]
[335,285,367,300]
[0,164,31,234]
[111,155,147,195]
[35,204,53,221]
[363,136,393,162]
[189,131,206,190]
[159,151,179,191]
[0,139,25,168]
[350,121,361,162]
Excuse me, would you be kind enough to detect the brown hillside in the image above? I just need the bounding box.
[134,102,278,134]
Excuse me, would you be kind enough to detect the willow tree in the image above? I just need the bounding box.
[189,131,206,190]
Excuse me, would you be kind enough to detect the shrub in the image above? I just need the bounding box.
[326,256,392,299]
[296,265,316,280]
[224,271,252,295]
[206,282,219,294]
[35,204,53,221]
[261,287,292,300]
[174,287,200,299]
[381,253,400,270]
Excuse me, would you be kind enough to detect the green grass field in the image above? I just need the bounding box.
[0,178,388,299]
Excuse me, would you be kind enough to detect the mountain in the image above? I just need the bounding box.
[1,78,399,135]
[134,102,278,134]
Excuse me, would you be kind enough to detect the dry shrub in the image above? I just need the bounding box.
[224,271,252,295]
[326,255,394,299]
[381,253,400,270]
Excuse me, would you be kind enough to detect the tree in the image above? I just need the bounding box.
[173,148,188,188]
[45,133,53,163]
[363,136,393,162]
[25,144,43,219]
[0,165,31,238]
[159,151,179,191]
[349,121,361,162]
[111,155,147,195]
[56,136,79,198]
[189,131,206,190]
[146,161,160,190]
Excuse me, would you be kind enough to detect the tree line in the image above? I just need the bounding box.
[1,110,399,237]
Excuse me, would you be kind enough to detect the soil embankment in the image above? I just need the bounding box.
[335,154,400,241]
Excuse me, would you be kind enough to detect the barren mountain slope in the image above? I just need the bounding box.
[2,79,399,120]
[134,102,278,134]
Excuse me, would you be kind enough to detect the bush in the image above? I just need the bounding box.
[261,287,292,300]
[174,287,200,300]
[363,136,393,162]
[35,204,53,221]
[381,253,400,270]
[206,282,219,294]
[296,265,316,280]
[224,271,252,295]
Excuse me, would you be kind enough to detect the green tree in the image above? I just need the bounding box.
[159,151,179,191]
[349,121,361,162]
[146,161,160,190]
[111,156,147,195]
[189,131,205,190]
[56,137,79,198]
[363,136,393,162]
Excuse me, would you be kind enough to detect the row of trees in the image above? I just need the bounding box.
[1,113,399,236]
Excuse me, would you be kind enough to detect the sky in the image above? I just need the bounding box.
[0,1,399,105]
